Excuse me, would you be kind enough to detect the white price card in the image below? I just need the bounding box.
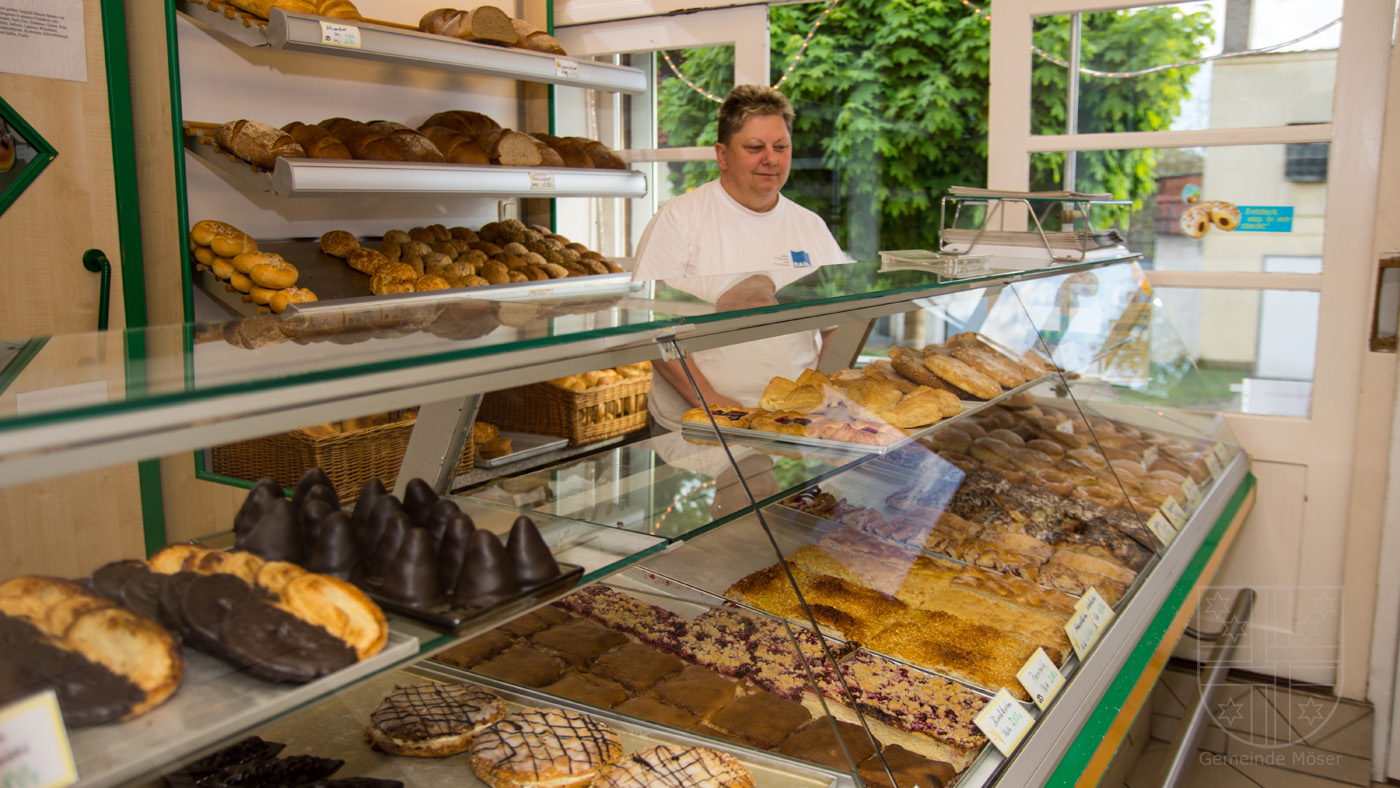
[554,58,578,78]
[1204,452,1223,479]
[0,690,77,788]
[1142,446,1159,468]
[974,689,1035,755]
[1161,497,1187,527]
[1080,587,1115,629]
[1017,648,1065,710]
[529,172,556,191]
[319,21,361,47]
[1182,478,1203,506]
[1066,604,1104,659]
[1212,442,1231,465]
[1056,420,1075,434]
[1146,511,1177,545]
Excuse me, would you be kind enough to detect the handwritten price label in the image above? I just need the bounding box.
[1056,420,1075,434]
[1213,443,1232,465]
[529,172,557,191]
[1146,511,1177,545]
[1142,446,1159,468]
[1066,605,1104,659]
[0,691,76,788]
[554,58,579,78]
[1161,497,1187,528]
[974,689,1035,755]
[1182,478,1203,507]
[1204,452,1223,479]
[1017,649,1065,710]
[319,21,361,48]
[1080,587,1115,628]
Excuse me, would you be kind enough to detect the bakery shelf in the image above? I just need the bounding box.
[174,0,648,95]
[68,629,419,788]
[183,130,649,198]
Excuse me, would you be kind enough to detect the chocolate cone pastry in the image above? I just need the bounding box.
[506,515,560,586]
[350,478,388,532]
[291,467,337,514]
[296,484,341,518]
[366,511,411,586]
[436,512,475,592]
[424,498,462,548]
[234,478,284,544]
[402,478,439,528]
[300,499,338,547]
[359,495,404,563]
[452,530,519,609]
[239,497,304,563]
[380,528,446,608]
[304,511,358,580]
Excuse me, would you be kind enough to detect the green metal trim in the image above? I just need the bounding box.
[164,0,195,326]
[101,0,167,553]
[1044,471,1257,786]
[0,338,48,397]
[82,249,112,331]
[0,93,59,217]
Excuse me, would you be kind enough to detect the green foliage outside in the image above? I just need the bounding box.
[656,1,1215,271]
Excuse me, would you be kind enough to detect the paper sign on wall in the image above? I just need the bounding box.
[0,0,86,82]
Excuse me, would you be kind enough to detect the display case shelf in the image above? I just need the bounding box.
[184,129,649,199]
[175,0,648,94]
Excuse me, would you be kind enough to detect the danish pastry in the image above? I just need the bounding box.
[1205,200,1241,231]
[277,573,387,660]
[1179,204,1210,239]
[922,352,1003,400]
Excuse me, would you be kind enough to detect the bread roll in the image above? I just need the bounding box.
[215,119,306,170]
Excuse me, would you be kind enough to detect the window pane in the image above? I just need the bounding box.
[1031,1,1340,136]
[1029,145,1326,274]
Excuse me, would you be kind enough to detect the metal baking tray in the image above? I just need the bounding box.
[362,563,584,635]
[68,630,419,788]
[475,431,570,469]
[235,663,849,787]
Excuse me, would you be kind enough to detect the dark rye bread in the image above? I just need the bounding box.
[367,121,446,163]
[419,125,490,164]
[474,128,543,166]
[421,109,501,140]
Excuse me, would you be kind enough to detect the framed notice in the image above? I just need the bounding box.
[0,94,57,217]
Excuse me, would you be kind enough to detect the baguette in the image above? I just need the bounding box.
[215,119,306,170]
[419,125,491,164]
[281,121,352,159]
[367,120,447,162]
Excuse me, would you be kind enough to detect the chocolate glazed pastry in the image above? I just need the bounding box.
[402,478,440,528]
[291,467,336,512]
[350,478,389,533]
[366,512,412,586]
[453,530,519,609]
[234,478,286,543]
[162,736,286,787]
[300,499,339,548]
[0,632,144,727]
[436,512,475,591]
[360,495,405,561]
[221,602,357,683]
[208,754,344,788]
[424,498,463,548]
[506,516,560,585]
[380,528,446,608]
[304,511,359,580]
[238,497,304,563]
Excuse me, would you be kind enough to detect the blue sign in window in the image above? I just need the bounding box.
[1237,206,1293,232]
[791,250,812,267]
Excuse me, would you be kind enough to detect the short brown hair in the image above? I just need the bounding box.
[717,85,794,145]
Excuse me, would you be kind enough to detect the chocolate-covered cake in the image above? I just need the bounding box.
[304,511,359,580]
[380,528,446,608]
[452,530,519,609]
[506,515,560,585]
[237,497,303,563]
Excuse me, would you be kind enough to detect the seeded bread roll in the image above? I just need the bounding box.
[320,230,359,258]
[281,121,352,159]
[419,125,491,164]
[215,119,306,170]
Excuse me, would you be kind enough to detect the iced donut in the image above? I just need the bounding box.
[1206,200,1241,232]
[1180,204,1211,238]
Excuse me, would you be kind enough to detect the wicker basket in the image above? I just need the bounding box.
[478,375,651,446]
[211,412,473,502]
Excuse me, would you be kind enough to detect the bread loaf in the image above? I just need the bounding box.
[420,6,517,44]
[531,132,591,168]
[421,109,501,139]
[420,125,491,164]
[508,18,567,54]
[476,128,543,166]
[318,118,405,161]
[367,121,447,162]
[522,134,565,167]
[281,121,352,159]
[215,119,306,170]
[569,137,627,169]
[226,0,360,20]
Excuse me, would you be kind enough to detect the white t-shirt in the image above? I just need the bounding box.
[631,180,847,431]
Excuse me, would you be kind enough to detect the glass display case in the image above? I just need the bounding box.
[0,255,1252,787]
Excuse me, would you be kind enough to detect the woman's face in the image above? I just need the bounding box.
[716,114,791,213]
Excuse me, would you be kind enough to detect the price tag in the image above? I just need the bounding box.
[1161,496,1187,527]
[1080,587,1115,629]
[1017,648,1065,710]
[1213,442,1232,465]
[1142,446,1159,468]
[1182,478,1203,507]
[1204,453,1223,479]
[319,21,362,48]
[1146,511,1177,545]
[1056,420,1075,434]
[1066,604,1104,659]
[555,58,579,79]
[529,172,557,191]
[0,691,77,788]
[974,689,1035,755]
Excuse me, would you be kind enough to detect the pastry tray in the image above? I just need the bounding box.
[67,629,419,788]
[361,562,584,635]
[242,663,850,788]
[679,374,1057,457]
[475,431,570,469]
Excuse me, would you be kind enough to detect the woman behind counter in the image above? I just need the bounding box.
[631,85,848,431]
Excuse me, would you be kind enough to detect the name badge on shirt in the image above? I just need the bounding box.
[791,250,812,268]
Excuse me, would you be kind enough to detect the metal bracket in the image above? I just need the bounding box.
[394,394,481,496]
